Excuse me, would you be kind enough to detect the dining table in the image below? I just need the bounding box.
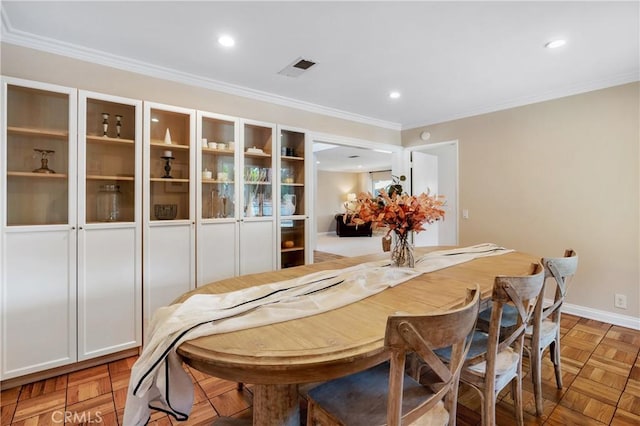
[174,246,539,425]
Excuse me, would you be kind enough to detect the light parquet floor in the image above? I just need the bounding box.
[2,314,639,425]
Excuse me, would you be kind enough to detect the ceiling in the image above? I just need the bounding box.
[1,1,638,132]
[313,143,393,173]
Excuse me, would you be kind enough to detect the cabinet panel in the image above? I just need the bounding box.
[78,226,140,360]
[145,224,195,331]
[78,90,143,362]
[239,220,275,274]
[143,102,196,337]
[198,222,237,285]
[1,229,76,379]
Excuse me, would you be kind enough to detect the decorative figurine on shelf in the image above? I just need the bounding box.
[115,115,123,138]
[164,128,172,144]
[161,150,174,178]
[32,148,56,174]
[102,112,110,137]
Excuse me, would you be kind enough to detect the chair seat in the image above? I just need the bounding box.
[467,346,519,376]
[479,306,559,341]
[306,362,449,426]
[437,331,520,376]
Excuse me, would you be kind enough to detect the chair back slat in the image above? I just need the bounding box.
[384,286,481,426]
[540,250,578,323]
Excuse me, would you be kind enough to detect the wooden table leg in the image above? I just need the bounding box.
[252,384,300,426]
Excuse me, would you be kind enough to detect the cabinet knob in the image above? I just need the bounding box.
[71,226,76,230]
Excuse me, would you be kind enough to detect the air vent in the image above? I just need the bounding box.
[278,57,317,77]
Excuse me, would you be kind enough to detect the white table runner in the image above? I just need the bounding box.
[124,243,512,425]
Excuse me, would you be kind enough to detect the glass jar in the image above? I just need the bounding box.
[97,184,121,222]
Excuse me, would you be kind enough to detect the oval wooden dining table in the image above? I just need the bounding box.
[175,247,539,425]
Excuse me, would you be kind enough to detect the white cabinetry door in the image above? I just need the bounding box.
[198,221,238,284]
[146,224,195,319]
[1,229,77,379]
[196,111,239,285]
[239,219,275,274]
[239,119,276,275]
[1,77,77,380]
[143,102,196,335]
[77,90,142,361]
[77,227,141,360]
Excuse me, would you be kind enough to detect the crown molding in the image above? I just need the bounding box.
[402,70,640,130]
[0,12,401,132]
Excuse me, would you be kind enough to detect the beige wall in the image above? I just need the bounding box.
[0,44,400,145]
[316,170,367,233]
[403,82,640,319]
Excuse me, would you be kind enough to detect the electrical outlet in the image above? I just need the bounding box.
[614,293,628,309]
[462,209,469,219]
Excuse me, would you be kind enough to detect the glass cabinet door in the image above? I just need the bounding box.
[83,97,137,223]
[4,83,74,226]
[200,116,237,219]
[148,107,192,221]
[242,123,274,218]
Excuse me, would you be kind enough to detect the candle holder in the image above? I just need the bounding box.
[102,112,110,137]
[161,155,174,178]
[33,148,56,173]
[115,115,123,138]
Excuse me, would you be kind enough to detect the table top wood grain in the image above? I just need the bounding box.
[176,247,539,386]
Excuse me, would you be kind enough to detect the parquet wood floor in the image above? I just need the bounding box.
[2,314,639,425]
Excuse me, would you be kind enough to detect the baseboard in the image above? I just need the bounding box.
[554,299,640,330]
[0,347,140,390]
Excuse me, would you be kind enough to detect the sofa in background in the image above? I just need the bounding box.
[335,214,372,237]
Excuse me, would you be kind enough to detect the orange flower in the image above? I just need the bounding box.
[349,190,445,237]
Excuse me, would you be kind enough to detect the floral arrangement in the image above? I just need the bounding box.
[350,190,445,237]
[347,188,445,267]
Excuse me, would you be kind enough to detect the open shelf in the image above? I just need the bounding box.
[86,175,135,181]
[7,171,68,179]
[8,126,69,139]
[86,135,135,145]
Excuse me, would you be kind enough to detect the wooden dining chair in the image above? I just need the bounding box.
[304,286,481,426]
[476,249,578,416]
[442,263,545,426]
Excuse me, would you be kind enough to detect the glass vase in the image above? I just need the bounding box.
[391,232,414,268]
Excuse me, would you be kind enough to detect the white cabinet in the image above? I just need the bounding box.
[77,90,142,360]
[2,79,142,379]
[196,111,240,284]
[196,115,279,284]
[143,101,196,334]
[1,78,77,379]
[239,119,276,274]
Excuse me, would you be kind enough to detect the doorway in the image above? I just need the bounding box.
[408,141,459,246]
[309,135,403,257]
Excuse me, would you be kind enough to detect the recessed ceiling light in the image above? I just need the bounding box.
[389,91,401,99]
[218,35,235,47]
[545,39,566,49]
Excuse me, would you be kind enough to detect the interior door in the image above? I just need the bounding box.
[411,151,439,247]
